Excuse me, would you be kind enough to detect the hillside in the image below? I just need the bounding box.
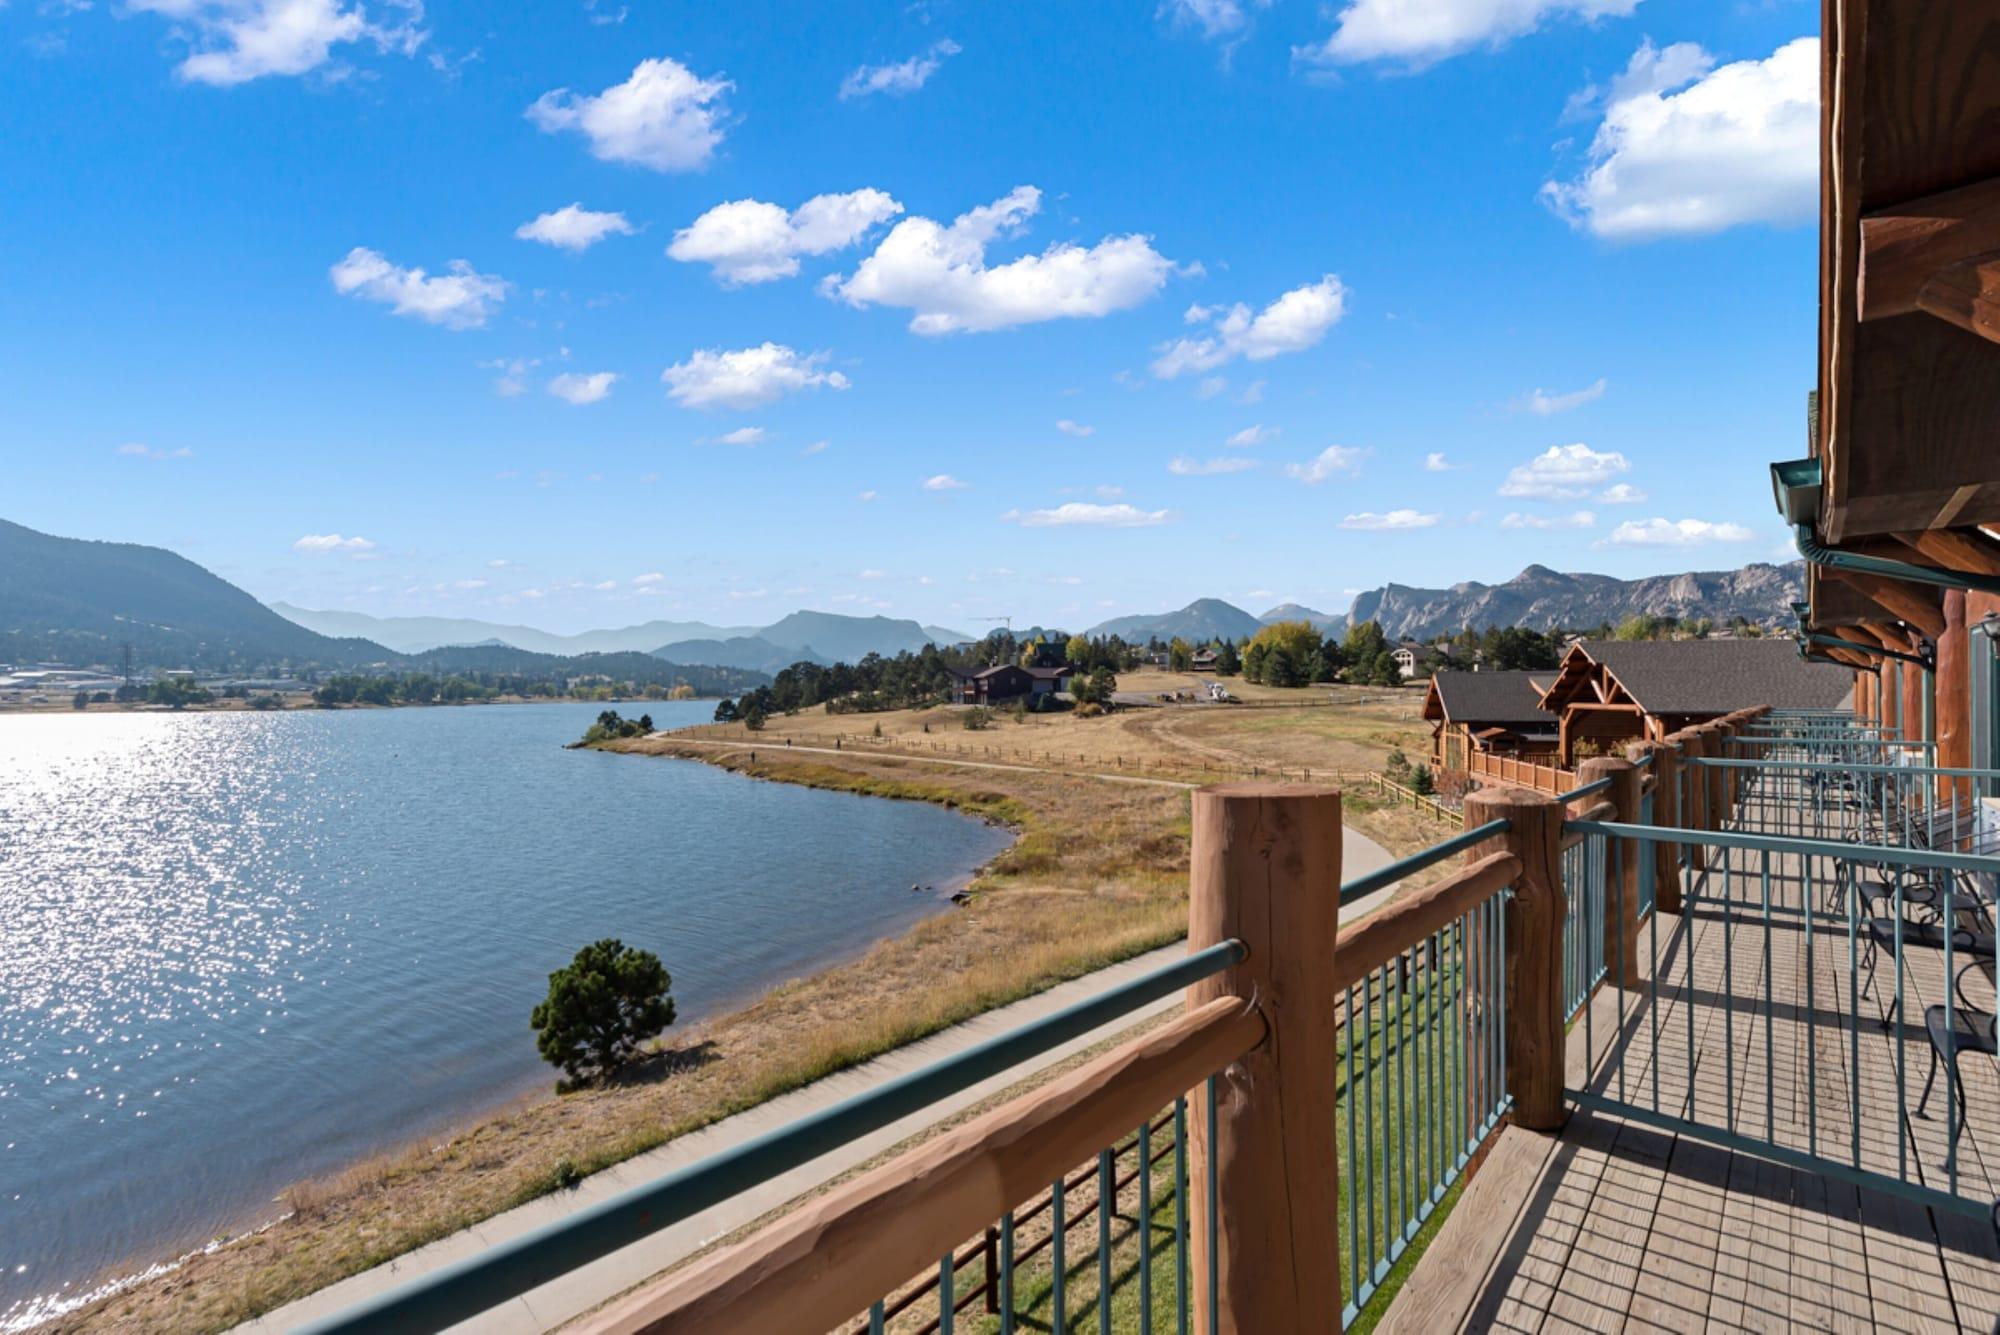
[754,610,939,662]
[401,645,766,696]
[270,604,747,656]
[1347,561,1806,642]
[1258,603,1347,634]
[0,519,388,670]
[650,636,828,676]
[1086,598,1265,644]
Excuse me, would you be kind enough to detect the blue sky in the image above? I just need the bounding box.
[0,0,1819,633]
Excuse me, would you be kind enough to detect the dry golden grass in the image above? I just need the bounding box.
[676,675,1429,787]
[55,747,1193,1333]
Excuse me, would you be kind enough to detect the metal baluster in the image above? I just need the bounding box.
[1001,1212,1016,1335]
[1098,1148,1112,1333]
[939,1254,955,1335]
[1762,849,1774,1145]
[1174,1097,1187,1335]
[1052,1177,1066,1335]
[1205,1076,1219,1335]
[1138,1120,1152,1335]
[1344,982,1360,1306]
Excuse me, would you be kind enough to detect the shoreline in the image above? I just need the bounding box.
[0,693,724,718]
[39,736,1193,1333]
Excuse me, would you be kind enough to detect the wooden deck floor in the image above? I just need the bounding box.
[1387,839,2000,1333]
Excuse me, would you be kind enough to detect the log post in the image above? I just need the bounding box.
[1938,588,1970,805]
[1677,729,1708,871]
[1629,738,1684,914]
[1700,722,1729,835]
[1462,784,1567,1131]
[1580,755,1644,986]
[1187,783,1343,1333]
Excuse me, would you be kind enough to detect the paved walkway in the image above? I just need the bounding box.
[246,830,1398,1333]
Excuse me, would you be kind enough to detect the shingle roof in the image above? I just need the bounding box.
[1428,671,1557,725]
[1578,639,1854,714]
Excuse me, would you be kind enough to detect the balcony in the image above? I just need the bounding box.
[292,708,2000,1333]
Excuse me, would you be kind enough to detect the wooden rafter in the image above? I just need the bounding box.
[1821,566,1946,638]
[1860,176,2000,319]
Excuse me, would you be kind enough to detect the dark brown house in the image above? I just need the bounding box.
[949,663,1073,705]
[1422,671,1561,773]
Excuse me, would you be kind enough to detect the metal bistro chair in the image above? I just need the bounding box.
[1917,955,2000,1174]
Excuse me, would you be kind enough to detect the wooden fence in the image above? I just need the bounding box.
[1459,749,1576,796]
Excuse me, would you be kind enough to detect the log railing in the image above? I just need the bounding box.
[1460,748,1575,796]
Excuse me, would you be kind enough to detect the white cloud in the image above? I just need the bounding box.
[859,568,888,580]
[1543,38,1818,240]
[857,489,878,502]
[527,56,731,173]
[1151,276,1347,379]
[1226,424,1277,447]
[116,443,193,460]
[1169,455,1258,476]
[1003,502,1176,528]
[1599,482,1648,504]
[1499,443,1629,498]
[923,473,969,491]
[1056,419,1095,438]
[1606,516,1755,546]
[715,426,765,446]
[1296,0,1638,69]
[668,189,903,285]
[1518,377,1607,415]
[515,204,636,252]
[548,371,618,405]
[1501,510,1597,529]
[452,578,487,590]
[482,356,539,396]
[632,572,665,585]
[1340,509,1440,531]
[294,532,375,554]
[661,343,849,411]
[130,0,424,86]
[839,38,960,99]
[1424,451,1453,472]
[824,186,1174,335]
[801,439,829,456]
[330,247,506,330]
[1162,0,1272,44]
[1283,444,1368,484]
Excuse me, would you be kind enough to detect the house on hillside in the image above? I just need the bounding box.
[1422,671,1562,773]
[1392,640,1438,680]
[949,663,1073,705]
[1190,647,1219,672]
[1533,638,1853,766]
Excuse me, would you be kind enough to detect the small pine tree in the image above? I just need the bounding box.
[529,940,676,1087]
[1411,764,1436,796]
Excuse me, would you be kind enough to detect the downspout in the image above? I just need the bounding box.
[1803,632,1932,669]
[1792,522,2000,596]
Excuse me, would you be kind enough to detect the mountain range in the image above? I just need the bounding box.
[272,602,974,671]
[2,514,1812,675]
[1345,562,1806,642]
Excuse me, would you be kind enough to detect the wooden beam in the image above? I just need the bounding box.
[1917,251,2000,345]
[1823,567,1947,638]
[1860,175,2000,318]
[1903,526,2000,575]
[1188,783,1343,1333]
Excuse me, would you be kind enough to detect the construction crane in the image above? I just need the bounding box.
[975,615,1013,630]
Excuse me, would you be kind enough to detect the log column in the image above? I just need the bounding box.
[1677,729,1709,871]
[1630,738,1685,914]
[1188,783,1342,1334]
[1462,784,1567,1131]
[1939,589,1970,803]
[1578,756,1643,986]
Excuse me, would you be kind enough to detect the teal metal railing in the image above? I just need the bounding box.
[1562,744,2000,1217]
[1336,842,1513,1327]
[299,942,1246,1334]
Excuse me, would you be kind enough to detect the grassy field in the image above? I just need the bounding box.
[60,682,1453,1332]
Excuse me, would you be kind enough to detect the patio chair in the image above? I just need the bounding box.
[1916,988,2000,1174]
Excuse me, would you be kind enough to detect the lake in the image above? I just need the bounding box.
[0,701,1012,1327]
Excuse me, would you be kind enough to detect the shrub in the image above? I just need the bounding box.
[1075,701,1104,719]
[530,939,676,1087]
[963,706,993,731]
[1384,747,1413,783]
[1411,764,1436,796]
